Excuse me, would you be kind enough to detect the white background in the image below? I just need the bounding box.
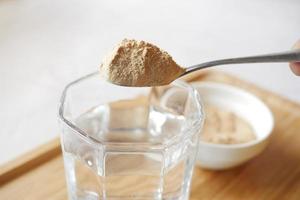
[0,0,299,165]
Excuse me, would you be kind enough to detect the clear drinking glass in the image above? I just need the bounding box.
[59,72,203,200]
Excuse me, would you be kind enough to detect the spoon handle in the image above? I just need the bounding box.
[183,49,300,76]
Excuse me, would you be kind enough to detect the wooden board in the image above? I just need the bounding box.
[1,70,300,200]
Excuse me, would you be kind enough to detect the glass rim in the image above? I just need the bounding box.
[58,71,203,149]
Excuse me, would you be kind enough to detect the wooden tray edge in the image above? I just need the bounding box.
[0,138,61,185]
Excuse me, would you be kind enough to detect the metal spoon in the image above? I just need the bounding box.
[181,49,300,77]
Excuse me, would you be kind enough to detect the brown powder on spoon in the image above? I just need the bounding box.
[100,39,185,87]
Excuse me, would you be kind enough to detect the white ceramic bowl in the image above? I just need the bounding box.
[192,82,274,170]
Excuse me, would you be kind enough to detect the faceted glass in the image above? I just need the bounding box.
[59,72,203,200]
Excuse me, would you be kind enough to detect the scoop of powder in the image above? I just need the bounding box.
[100,39,185,86]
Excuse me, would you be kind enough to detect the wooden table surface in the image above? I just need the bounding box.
[1,70,300,200]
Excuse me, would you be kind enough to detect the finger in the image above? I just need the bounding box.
[290,40,300,75]
[290,62,300,76]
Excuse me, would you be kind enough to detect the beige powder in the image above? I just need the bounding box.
[100,39,185,86]
[200,104,256,144]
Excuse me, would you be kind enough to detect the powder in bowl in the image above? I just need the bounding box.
[200,104,256,144]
